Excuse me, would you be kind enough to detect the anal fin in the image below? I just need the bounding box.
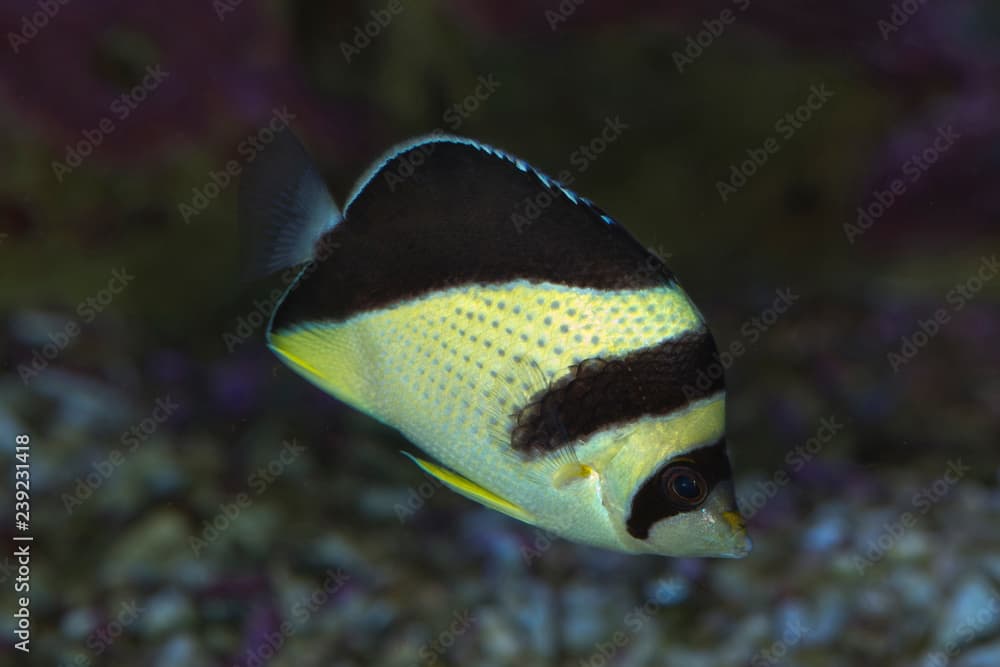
[401,452,535,525]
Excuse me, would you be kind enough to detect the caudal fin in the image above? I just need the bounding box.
[237,128,341,281]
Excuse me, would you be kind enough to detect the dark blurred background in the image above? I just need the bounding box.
[1,1,999,666]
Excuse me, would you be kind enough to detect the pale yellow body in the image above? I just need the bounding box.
[270,279,731,553]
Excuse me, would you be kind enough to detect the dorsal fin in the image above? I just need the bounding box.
[343,134,617,225]
[238,129,341,280]
[271,135,674,331]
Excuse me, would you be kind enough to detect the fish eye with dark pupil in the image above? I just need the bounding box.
[661,466,707,506]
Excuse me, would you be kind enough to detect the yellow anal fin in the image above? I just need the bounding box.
[402,452,535,525]
[268,326,373,412]
[270,344,325,379]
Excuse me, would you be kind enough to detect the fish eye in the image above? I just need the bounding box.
[661,466,707,507]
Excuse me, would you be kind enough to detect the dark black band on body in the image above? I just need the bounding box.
[510,332,724,457]
[271,141,673,331]
[626,438,731,539]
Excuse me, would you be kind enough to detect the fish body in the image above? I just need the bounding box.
[240,132,750,558]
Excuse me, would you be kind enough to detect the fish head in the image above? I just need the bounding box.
[594,397,751,558]
[623,474,752,559]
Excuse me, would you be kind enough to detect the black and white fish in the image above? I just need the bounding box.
[239,131,751,558]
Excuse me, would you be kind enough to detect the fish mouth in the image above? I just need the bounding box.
[718,533,753,558]
[722,510,746,532]
[720,510,752,558]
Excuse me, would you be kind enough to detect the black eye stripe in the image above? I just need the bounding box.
[626,438,732,539]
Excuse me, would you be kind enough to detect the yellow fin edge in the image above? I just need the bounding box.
[269,343,325,378]
[267,329,372,410]
[401,452,535,525]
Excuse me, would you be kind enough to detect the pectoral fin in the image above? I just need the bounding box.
[402,452,535,525]
[552,462,596,489]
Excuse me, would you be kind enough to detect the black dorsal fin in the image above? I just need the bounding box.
[271,136,673,331]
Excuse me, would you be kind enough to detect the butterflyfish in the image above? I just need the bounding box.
[239,130,751,558]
